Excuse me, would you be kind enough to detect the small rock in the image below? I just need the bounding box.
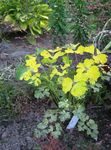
[26,136,32,142]
[0,52,9,60]
[2,131,8,139]
[26,136,34,150]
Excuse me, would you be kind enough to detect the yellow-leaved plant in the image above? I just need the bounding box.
[16,44,110,140]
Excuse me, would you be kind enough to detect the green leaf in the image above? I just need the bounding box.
[48,125,54,132]
[88,119,95,125]
[4,15,15,24]
[63,56,72,65]
[37,123,47,129]
[40,20,48,28]
[42,58,57,64]
[59,111,70,122]
[104,41,111,51]
[32,26,42,34]
[34,86,50,99]
[16,65,28,80]
[49,114,57,123]
[51,130,61,139]
[58,99,69,109]
[19,22,27,31]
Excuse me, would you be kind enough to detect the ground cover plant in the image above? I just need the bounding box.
[16,43,111,141]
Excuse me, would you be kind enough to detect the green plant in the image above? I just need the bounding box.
[16,44,111,140]
[74,105,98,140]
[48,0,67,47]
[35,110,63,139]
[0,0,52,40]
[0,80,15,116]
[67,0,90,45]
[88,0,111,29]
[34,86,50,99]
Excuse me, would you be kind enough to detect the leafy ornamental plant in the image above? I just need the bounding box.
[16,44,111,140]
[0,0,52,41]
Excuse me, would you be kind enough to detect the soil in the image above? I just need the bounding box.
[0,101,42,150]
[0,33,52,68]
[0,33,111,150]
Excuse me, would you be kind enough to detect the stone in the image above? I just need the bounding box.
[1,131,8,139]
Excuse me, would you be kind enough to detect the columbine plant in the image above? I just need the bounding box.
[16,44,110,140]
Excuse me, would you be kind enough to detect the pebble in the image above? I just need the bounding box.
[1,131,8,139]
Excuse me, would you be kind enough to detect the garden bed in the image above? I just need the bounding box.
[0,34,111,150]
